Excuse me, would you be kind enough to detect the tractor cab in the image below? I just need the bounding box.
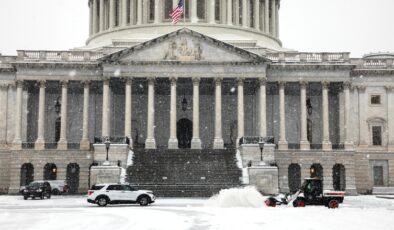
[300,178,323,204]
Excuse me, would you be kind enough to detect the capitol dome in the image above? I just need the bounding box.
[86,0,282,51]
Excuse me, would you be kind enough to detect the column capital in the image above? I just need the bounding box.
[357,85,366,92]
[237,77,245,86]
[321,81,330,89]
[60,80,69,87]
[0,82,9,89]
[192,77,200,85]
[214,77,223,85]
[385,85,394,92]
[82,80,91,87]
[343,81,352,90]
[169,77,177,85]
[38,80,46,88]
[147,76,156,84]
[259,77,267,86]
[299,81,308,89]
[15,80,24,88]
[278,81,286,88]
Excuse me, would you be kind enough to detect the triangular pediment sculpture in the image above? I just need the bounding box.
[100,28,267,64]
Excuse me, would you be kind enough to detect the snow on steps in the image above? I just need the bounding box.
[372,187,394,195]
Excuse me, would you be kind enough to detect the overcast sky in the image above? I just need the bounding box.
[0,0,393,57]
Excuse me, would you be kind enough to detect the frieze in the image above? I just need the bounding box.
[163,38,202,61]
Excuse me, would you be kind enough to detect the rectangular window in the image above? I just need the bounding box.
[215,0,220,22]
[372,126,382,146]
[149,0,155,21]
[249,0,254,27]
[115,0,120,26]
[371,95,381,105]
[164,0,173,20]
[127,0,131,24]
[197,0,206,20]
[373,166,384,186]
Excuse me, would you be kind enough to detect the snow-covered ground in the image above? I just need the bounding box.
[1,191,394,230]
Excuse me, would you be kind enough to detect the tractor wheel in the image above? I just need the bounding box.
[293,199,305,208]
[328,200,339,209]
[265,198,276,207]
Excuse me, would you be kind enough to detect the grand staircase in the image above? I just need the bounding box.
[127,149,242,197]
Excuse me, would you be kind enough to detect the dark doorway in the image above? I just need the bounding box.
[55,117,61,142]
[310,163,323,179]
[333,164,346,191]
[177,118,192,149]
[373,166,384,186]
[66,163,80,194]
[44,163,57,180]
[288,164,301,193]
[20,163,34,186]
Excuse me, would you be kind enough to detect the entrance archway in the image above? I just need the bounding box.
[333,164,346,191]
[288,164,301,193]
[66,163,80,194]
[177,118,192,149]
[310,163,323,179]
[44,163,57,180]
[20,163,34,186]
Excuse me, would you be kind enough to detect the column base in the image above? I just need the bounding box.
[322,141,332,151]
[145,138,156,149]
[213,138,224,149]
[300,140,310,150]
[388,145,394,152]
[168,138,179,149]
[57,139,68,150]
[35,138,45,150]
[345,141,354,151]
[191,138,202,149]
[12,139,22,150]
[80,139,91,150]
[278,140,288,150]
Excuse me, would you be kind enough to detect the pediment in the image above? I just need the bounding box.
[100,28,267,64]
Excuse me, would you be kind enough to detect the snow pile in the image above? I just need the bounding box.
[119,167,126,183]
[206,186,265,208]
[126,149,134,166]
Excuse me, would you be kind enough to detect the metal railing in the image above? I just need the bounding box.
[16,50,104,62]
[266,52,350,63]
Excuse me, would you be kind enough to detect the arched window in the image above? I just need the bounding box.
[44,163,57,180]
[310,163,323,179]
[288,164,301,193]
[20,163,34,186]
[333,164,346,191]
[67,163,80,194]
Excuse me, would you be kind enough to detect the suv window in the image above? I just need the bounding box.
[107,185,122,191]
[91,185,105,190]
[121,185,132,191]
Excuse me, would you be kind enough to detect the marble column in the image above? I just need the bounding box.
[191,0,197,22]
[89,0,94,35]
[12,81,23,150]
[322,81,332,150]
[234,0,239,25]
[242,0,248,27]
[121,0,128,26]
[100,0,105,31]
[343,81,354,150]
[0,83,9,147]
[154,0,161,23]
[93,0,98,33]
[168,77,178,149]
[300,81,310,150]
[386,86,394,151]
[265,0,269,33]
[35,80,46,150]
[278,81,288,150]
[124,78,133,147]
[213,78,224,149]
[137,0,143,25]
[80,81,91,150]
[275,0,279,37]
[145,77,156,149]
[191,77,202,149]
[271,0,276,36]
[237,77,245,146]
[58,81,68,150]
[357,85,368,148]
[254,0,260,30]
[227,0,232,25]
[209,0,216,24]
[102,79,110,138]
[259,77,267,137]
[109,0,115,28]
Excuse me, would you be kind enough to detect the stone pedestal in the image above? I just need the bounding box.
[90,166,122,185]
[80,139,91,150]
[93,144,129,168]
[239,143,276,167]
[248,166,279,195]
[191,138,202,149]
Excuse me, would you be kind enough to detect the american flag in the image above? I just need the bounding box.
[170,0,184,24]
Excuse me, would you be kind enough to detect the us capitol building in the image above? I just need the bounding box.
[0,0,393,196]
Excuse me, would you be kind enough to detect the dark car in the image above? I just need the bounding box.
[22,181,52,200]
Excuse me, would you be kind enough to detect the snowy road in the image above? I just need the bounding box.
[1,195,394,230]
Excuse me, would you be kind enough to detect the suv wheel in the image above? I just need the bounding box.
[23,196,28,200]
[52,189,60,195]
[96,197,109,207]
[138,196,150,206]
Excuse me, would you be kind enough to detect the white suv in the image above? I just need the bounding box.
[87,183,155,207]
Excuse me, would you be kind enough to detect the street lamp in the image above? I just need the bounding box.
[258,138,265,162]
[104,138,111,162]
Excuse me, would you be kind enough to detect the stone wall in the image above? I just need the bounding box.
[0,150,11,194]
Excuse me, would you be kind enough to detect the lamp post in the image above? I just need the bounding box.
[258,138,265,162]
[104,138,111,165]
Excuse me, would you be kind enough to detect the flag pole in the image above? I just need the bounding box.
[183,0,186,24]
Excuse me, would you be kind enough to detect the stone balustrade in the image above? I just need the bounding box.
[16,50,103,62]
[266,52,351,63]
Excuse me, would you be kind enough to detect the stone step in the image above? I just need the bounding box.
[136,184,242,197]
[372,187,394,195]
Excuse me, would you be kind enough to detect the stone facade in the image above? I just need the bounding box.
[0,1,393,195]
